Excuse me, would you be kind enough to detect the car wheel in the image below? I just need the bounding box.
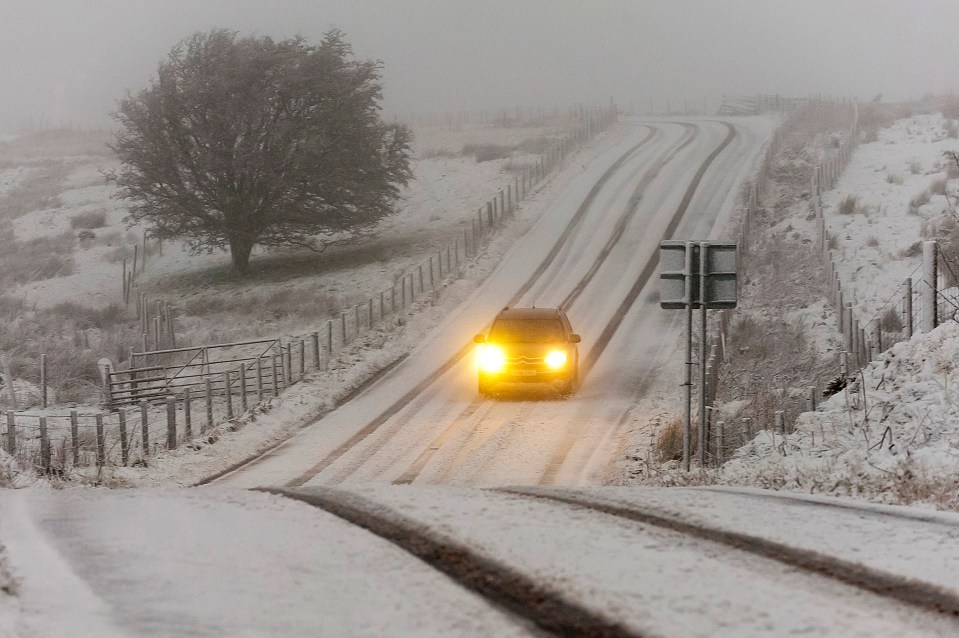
[478,377,494,397]
[558,367,578,398]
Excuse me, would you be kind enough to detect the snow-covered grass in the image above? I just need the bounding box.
[665,105,959,511]
[721,321,959,509]
[820,111,959,323]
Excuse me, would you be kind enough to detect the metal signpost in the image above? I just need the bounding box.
[660,241,737,470]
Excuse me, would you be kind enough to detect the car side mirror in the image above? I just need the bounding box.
[569,334,581,343]
[473,334,486,344]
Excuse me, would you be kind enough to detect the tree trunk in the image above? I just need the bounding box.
[229,235,254,276]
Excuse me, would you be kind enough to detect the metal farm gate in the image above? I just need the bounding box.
[104,338,283,408]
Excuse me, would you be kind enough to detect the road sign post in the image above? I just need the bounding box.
[660,241,737,470]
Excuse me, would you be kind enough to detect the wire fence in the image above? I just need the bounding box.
[700,98,858,466]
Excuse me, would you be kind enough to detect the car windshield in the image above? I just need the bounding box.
[489,318,566,343]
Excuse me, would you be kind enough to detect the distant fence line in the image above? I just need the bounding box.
[386,104,609,129]
[4,107,618,474]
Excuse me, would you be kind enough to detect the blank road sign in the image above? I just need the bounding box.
[659,241,737,309]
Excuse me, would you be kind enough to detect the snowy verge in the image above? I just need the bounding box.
[718,321,959,509]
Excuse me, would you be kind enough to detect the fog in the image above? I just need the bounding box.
[1,0,957,132]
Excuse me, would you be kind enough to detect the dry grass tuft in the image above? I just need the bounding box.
[880,306,904,333]
[838,194,860,215]
[70,209,107,229]
[909,190,931,216]
[654,416,695,462]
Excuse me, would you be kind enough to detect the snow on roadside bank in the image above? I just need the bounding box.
[720,321,959,509]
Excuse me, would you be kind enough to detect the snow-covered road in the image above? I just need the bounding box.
[2,486,957,636]
[214,117,774,490]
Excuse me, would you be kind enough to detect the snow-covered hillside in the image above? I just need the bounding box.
[712,108,959,510]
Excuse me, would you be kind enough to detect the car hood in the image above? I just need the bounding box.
[493,342,570,358]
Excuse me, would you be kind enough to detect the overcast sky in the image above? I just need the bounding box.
[1,0,957,132]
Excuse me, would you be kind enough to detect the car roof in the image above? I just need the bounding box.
[495,307,565,320]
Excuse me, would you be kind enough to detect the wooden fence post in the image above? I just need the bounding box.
[39,416,50,471]
[238,366,247,413]
[5,411,13,456]
[256,357,264,401]
[70,410,79,465]
[429,256,435,287]
[205,377,213,431]
[140,399,149,455]
[165,396,176,449]
[922,241,938,333]
[224,371,234,419]
[326,320,334,354]
[40,353,47,408]
[418,265,424,293]
[905,277,914,338]
[184,387,192,438]
[283,346,292,388]
[1,354,17,410]
[119,409,129,466]
[716,421,724,466]
[272,354,280,396]
[95,413,105,467]
[299,339,305,379]
[379,292,385,322]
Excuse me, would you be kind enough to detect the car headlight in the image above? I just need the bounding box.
[545,350,567,369]
[478,345,506,373]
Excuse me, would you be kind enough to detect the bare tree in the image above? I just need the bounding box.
[112,29,411,275]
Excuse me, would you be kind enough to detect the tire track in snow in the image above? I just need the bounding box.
[579,122,736,378]
[697,486,959,528]
[500,487,959,619]
[263,487,643,638]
